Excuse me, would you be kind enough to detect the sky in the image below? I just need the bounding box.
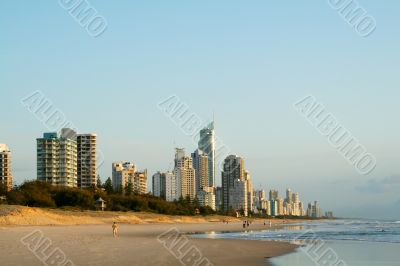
[1,1,399,219]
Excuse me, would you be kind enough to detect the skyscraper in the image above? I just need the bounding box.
[165,171,178,202]
[112,162,147,194]
[292,192,300,216]
[198,120,215,187]
[174,148,196,200]
[221,155,244,212]
[152,171,178,200]
[215,186,223,211]
[269,189,279,201]
[0,144,12,191]
[77,133,97,188]
[37,130,77,187]
[191,149,209,193]
[311,201,322,218]
[152,171,166,199]
[244,171,254,214]
[112,162,136,192]
[197,186,216,210]
[277,198,284,215]
[268,200,278,216]
[229,178,248,216]
[253,190,265,211]
[286,188,293,204]
[133,170,147,194]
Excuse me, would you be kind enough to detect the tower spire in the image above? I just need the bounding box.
[213,112,215,126]
[211,111,215,130]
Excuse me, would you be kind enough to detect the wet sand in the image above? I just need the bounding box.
[0,222,297,266]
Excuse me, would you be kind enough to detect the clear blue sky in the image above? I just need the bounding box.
[1,1,399,219]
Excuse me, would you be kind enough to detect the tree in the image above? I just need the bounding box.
[124,179,133,196]
[96,175,102,188]
[192,197,200,207]
[103,177,113,194]
[0,183,8,196]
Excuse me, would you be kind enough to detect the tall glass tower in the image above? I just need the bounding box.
[198,120,216,187]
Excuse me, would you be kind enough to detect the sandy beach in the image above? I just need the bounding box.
[0,206,298,265]
[0,223,296,266]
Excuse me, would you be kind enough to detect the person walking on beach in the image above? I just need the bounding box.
[112,222,119,238]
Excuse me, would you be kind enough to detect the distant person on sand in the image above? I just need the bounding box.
[243,221,246,229]
[112,222,119,238]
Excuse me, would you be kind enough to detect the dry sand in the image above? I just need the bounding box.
[0,206,299,265]
[0,205,242,225]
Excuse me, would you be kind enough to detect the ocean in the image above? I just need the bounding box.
[193,219,400,265]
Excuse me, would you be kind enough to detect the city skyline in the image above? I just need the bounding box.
[1,122,329,218]
[0,124,344,219]
[2,102,400,219]
[2,1,400,219]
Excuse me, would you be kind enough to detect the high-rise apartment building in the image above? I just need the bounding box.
[269,189,279,201]
[152,171,166,199]
[133,170,147,194]
[77,133,97,188]
[253,189,266,211]
[244,171,254,214]
[112,162,136,191]
[36,128,98,189]
[229,178,248,216]
[0,144,12,191]
[277,198,284,215]
[221,155,244,213]
[215,186,223,211]
[299,202,305,216]
[286,188,293,204]
[112,162,147,194]
[311,201,321,218]
[165,171,178,202]
[174,148,196,200]
[197,186,216,210]
[268,200,278,216]
[37,131,77,187]
[198,121,215,187]
[191,149,209,193]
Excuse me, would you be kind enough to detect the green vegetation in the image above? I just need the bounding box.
[0,181,216,216]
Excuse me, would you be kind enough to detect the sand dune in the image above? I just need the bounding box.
[0,205,241,226]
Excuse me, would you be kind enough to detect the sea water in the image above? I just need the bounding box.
[193,219,400,266]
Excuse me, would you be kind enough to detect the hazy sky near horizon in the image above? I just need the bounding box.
[1,1,400,219]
